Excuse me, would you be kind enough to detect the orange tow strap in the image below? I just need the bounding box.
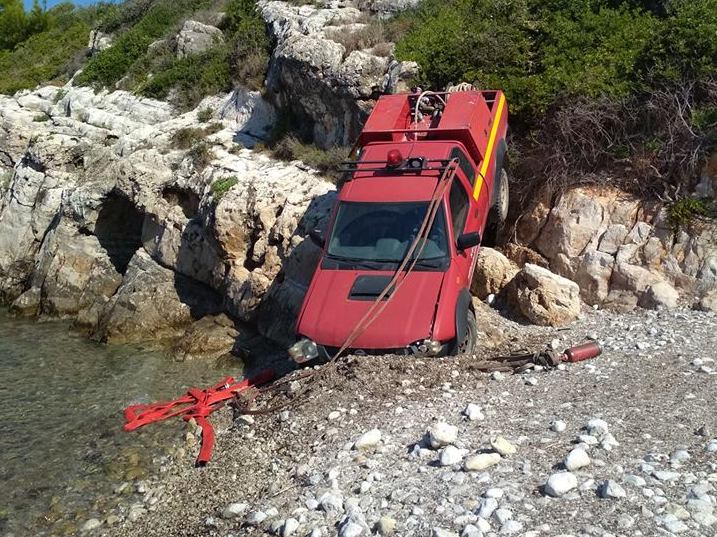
[123,370,274,466]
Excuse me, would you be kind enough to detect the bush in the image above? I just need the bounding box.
[171,122,224,149]
[394,0,717,197]
[668,197,716,229]
[326,21,390,56]
[0,3,111,95]
[272,135,347,180]
[197,107,214,122]
[138,46,233,108]
[188,142,215,169]
[211,176,239,200]
[76,0,213,88]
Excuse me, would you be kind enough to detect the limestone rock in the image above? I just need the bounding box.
[544,472,578,497]
[261,0,417,148]
[470,247,519,299]
[171,314,241,361]
[94,251,222,344]
[464,453,501,471]
[697,290,717,313]
[508,264,581,326]
[176,20,224,58]
[639,280,679,310]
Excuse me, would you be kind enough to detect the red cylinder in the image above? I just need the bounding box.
[563,341,602,363]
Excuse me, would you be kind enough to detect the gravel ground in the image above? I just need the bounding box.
[98,307,717,537]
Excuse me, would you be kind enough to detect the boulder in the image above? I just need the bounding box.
[470,247,519,299]
[639,280,679,310]
[508,264,581,326]
[170,314,241,361]
[175,20,224,58]
[697,290,717,313]
[94,251,222,344]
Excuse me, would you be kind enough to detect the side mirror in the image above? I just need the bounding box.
[308,229,325,248]
[456,231,481,251]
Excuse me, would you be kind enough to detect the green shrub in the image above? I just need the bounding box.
[0,19,91,94]
[171,127,206,149]
[197,107,214,122]
[138,46,233,108]
[0,0,51,51]
[33,113,50,122]
[76,0,213,89]
[272,135,347,181]
[668,197,715,229]
[188,141,215,169]
[211,176,239,200]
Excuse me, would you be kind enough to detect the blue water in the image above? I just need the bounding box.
[0,309,240,536]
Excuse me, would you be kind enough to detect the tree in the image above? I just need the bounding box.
[0,0,50,51]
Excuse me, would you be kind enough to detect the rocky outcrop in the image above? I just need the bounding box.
[0,83,334,355]
[515,185,717,310]
[175,20,224,58]
[261,0,418,148]
[507,264,581,326]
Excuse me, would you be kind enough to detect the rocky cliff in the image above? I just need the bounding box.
[0,84,335,353]
[0,0,715,359]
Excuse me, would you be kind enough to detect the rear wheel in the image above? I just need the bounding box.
[483,169,509,246]
[453,309,477,356]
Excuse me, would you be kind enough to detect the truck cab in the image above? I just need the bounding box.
[289,89,509,362]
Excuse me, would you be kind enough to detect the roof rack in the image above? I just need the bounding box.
[337,158,457,175]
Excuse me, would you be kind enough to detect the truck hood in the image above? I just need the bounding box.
[297,269,445,349]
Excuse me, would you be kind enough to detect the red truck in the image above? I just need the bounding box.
[289,89,509,362]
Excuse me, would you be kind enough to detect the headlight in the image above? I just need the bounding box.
[288,338,319,363]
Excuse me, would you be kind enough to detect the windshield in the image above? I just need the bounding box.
[327,201,449,264]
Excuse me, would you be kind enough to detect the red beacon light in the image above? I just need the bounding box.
[386,149,403,168]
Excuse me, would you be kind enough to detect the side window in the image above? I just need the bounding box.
[450,147,476,186]
[449,179,470,238]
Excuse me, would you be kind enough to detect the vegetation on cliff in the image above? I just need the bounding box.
[394,0,717,197]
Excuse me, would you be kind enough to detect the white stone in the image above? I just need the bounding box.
[340,521,365,537]
[319,492,343,513]
[551,420,567,432]
[282,518,300,537]
[440,445,466,466]
[464,453,501,471]
[586,418,609,437]
[464,403,485,421]
[653,470,681,482]
[491,371,506,381]
[354,429,381,450]
[564,447,591,471]
[544,472,578,497]
[599,480,626,499]
[500,520,523,534]
[81,519,102,532]
[222,502,248,519]
[247,511,268,525]
[328,411,341,420]
[490,436,517,456]
[429,422,459,448]
[476,497,498,518]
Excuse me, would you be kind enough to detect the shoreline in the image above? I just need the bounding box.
[95,307,717,537]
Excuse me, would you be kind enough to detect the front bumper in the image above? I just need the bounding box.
[289,336,449,363]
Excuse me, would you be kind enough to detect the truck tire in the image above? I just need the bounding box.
[452,308,477,356]
[483,168,509,246]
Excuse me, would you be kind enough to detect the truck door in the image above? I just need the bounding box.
[448,172,474,288]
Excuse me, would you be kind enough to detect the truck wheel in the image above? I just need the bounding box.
[453,309,478,356]
[484,169,509,246]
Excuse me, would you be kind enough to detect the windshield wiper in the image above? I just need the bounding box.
[324,254,390,270]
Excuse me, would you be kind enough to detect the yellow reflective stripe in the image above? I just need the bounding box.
[473,93,506,200]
